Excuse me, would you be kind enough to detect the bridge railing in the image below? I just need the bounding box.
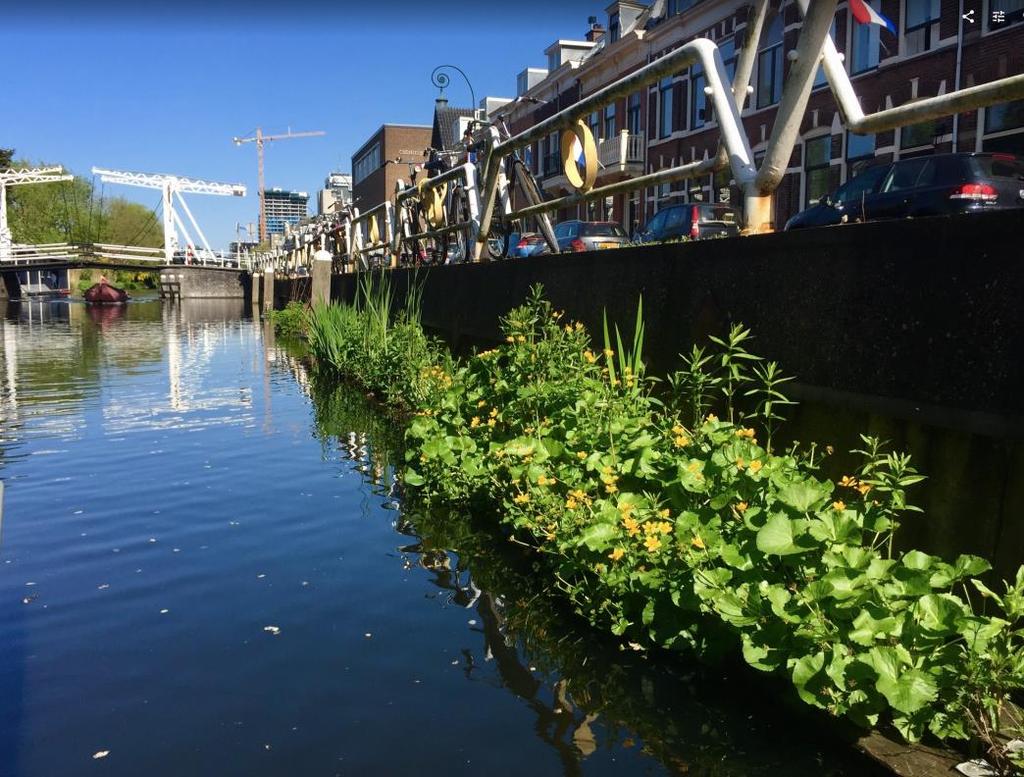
[2,243,77,264]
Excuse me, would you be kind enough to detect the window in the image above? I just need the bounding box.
[804,136,832,206]
[850,3,881,73]
[668,0,699,14]
[757,15,784,109]
[547,50,561,72]
[659,77,674,137]
[846,131,876,175]
[589,110,602,140]
[697,38,737,120]
[904,0,940,55]
[627,92,642,135]
[353,142,381,185]
[545,132,559,175]
[984,98,1024,134]
[691,61,706,129]
[609,12,620,42]
[814,20,837,86]
[989,0,1024,29]
[517,72,529,96]
[832,164,889,205]
[881,157,931,191]
[604,103,617,138]
[900,118,937,149]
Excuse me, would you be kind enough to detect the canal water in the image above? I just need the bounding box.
[0,298,884,777]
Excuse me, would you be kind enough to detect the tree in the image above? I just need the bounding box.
[99,198,162,248]
[6,157,163,247]
[0,147,13,171]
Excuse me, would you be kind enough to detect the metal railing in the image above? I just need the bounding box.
[244,0,1024,273]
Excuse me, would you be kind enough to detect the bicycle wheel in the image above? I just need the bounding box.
[510,158,557,253]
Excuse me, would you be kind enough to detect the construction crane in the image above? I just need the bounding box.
[92,167,246,264]
[232,127,326,244]
[0,166,74,263]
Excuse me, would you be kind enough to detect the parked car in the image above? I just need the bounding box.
[639,203,741,243]
[509,232,548,258]
[549,220,629,253]
[785,152,1024,230]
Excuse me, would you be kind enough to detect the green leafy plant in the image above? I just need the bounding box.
[302,282,1024,771]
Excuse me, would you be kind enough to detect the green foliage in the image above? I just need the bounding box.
[303,281,1024,769]
[306,271,446,409]
[0,148,13,171]
[267,301,309,338]
[7,157,161,246]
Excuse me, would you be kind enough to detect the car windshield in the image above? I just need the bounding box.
[581,223,627,237]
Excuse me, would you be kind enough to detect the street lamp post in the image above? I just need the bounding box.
[431,65,477,115]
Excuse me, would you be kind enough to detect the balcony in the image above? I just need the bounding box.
[598,131,645,170]
[541,131,645,195]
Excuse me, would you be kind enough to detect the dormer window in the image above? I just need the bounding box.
[609,12,620,42]
[548,50,560,71]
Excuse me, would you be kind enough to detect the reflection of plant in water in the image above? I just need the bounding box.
[308,370,404,490]
[403,504,878,776]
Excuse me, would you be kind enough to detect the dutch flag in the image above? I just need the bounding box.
[849,0,897,34]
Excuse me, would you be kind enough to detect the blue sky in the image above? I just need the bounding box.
[3,1,599,247]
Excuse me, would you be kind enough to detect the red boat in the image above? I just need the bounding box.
[84,280,129,304]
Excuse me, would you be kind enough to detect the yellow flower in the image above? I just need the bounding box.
[643,521,658,536]
[506,335,514,343]
[609,547,626,562]
[644,535,662,553]
[674,435,690,448]
[583,350,597,364]
[735,457,746,470]
[605,483,618,494]
[565,497,578,510]
[735,501,749,513]
[513,493,530,504]
[618,502,634,518]
[470,416,481,428]
[487,418,496,427]
[477,400,487,408]
[832,500,846,511]
[623,516,641,536]
[691,535,706,549]
[657,521,673,535]
[536,474,556,486]
[489,407,498,418]
[576,451,587,460]
[516,335,526,343]
[706,413,718,423]
[839,475,858,488]
[603,348,614,358]
[857,482,872,496]
[748,460,763,473]
[658,508,670,518]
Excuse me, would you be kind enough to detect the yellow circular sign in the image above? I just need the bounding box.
[561,119,598,192]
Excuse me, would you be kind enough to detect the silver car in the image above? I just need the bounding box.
[549,220,629,253]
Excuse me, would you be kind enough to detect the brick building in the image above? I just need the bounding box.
[350,124,432,214]
[500,0,1024,230]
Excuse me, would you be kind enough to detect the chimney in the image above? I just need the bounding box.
[586,16,606,41]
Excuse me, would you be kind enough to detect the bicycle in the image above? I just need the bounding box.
[466,110,558,259]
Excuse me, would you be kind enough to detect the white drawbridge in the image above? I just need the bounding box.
[92,167,246,265]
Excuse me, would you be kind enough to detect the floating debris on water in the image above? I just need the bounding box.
[98,584,110,590]
[159,609,169,614]
[263,626,281,636]
[92,750,110,760]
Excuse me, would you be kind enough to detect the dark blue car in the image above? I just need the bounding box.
[785,153,1024,230]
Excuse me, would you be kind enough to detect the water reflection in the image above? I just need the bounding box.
[308,378,884,776]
